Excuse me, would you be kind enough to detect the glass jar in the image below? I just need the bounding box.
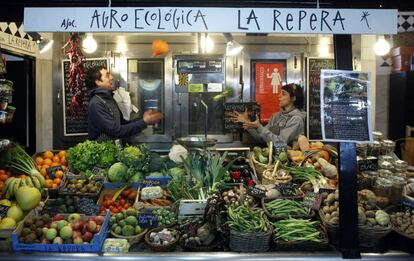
[368,141,381,157]
[389,176,407,205]
[378,155,395,165]
[362,171,378,190]
[381,140,396,155]
[394,160,408,173]
[372,131,384,142]
[379,161,394,171]
[356,143,368,158]
[378,169,393,179]
[373,177,393,198]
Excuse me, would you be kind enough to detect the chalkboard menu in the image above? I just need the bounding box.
[306,58,335,140]
[224,102,260,132]
[62,58,108,136]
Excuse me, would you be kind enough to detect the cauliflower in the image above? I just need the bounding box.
[168,145,188,163]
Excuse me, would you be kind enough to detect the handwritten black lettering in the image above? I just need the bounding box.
[310,13,317,30]
[134,9,144,29]
[299,10,307,30]
[247,9,260,30]
[286,13,293,31]
[238,10,248,30]
[157,9,165,29]
[102,11,109,28]
[273,10,283,31]
[144,11,150,26]
[110,9,122,29]
[186,10,192,26]
[61,18,76,30]
[90,10,100,28]
[121,14,128,22]
[194,10,208,29]
[333,11,345,30]
[321,11,332,31]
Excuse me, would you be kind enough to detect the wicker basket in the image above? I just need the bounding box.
[179,237,221,252]
[110,228,148,246]
[250,153,273,182]
[144,227,180,252]
[262,198,315,222]
[273,224,329,251]
[319,209,393,247]
[229,227,272,252]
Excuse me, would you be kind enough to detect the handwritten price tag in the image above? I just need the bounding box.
[138,213,159,228]
[303,192,323,210]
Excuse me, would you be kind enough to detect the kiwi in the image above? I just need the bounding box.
[25,233,37,244]
[42,214,51,223]
[35,220,44,228]
[29,224,37,231]
[24,218,34,227]
[35,227,44,237]
[21,227,31,237]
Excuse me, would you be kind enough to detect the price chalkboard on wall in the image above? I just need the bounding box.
[224,102,260,132]
[306,58,335,140]
[62,58,108,136]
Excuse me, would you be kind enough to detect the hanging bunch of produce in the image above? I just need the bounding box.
[63,33,85,116]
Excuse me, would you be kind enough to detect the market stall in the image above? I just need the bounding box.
[0,2,413,260]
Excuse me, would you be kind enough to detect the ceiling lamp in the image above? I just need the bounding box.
[200,34,214,53]
[374,36,390,56]
[82,33,97,54]
[223,33,243,56]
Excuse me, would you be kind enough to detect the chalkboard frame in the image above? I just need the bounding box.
[61,57,109,136]
[306,57,335,141]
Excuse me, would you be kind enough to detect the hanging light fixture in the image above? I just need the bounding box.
[374,35,390,56]
[223,33,243,56]
[200,33,214,53]
[82,33,97,54]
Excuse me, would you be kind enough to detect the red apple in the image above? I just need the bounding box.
[72,231,82,240]
[72,220,84,231]
[41,238,50,244]
[73,236,83,244]
[94,216,105,225]
[86,221,97,233]
[82,231,93,242]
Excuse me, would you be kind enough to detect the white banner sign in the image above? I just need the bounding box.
[24,7,397,34]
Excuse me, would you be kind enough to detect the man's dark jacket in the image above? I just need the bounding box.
[88,88,146,140]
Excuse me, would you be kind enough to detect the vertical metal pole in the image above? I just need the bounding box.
[333,34,361,259]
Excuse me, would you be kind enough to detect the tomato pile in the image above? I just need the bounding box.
[99,189,137,215]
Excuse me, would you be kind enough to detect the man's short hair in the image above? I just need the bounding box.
[85,66,106,90]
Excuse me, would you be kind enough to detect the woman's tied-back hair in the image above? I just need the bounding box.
[281,83,304,109]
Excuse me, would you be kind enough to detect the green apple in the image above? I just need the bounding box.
[59,225,73,240]
[45,228,57,241]
[67,213,81,223]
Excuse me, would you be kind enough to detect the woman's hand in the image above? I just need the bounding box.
[229,108,249,123]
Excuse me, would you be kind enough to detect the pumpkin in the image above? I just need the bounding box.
[152,39,169,57]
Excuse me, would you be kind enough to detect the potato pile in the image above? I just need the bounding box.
[390,210,414,237]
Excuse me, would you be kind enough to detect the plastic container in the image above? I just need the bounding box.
[12,211,110,253]
[389,176,407,205]
[378,155,395,165]
[381,140,396,155]
[361,171,378,190]
[394,160,408,173]
[373,177,393,199]
[102,238,130,253]
[378,169,393,179]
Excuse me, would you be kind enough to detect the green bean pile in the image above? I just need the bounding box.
[226,206,268,233]
[272,218,322,242]
[265,199,310,218]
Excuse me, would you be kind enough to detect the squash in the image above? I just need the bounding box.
[152,39,169,57]
[298,135,310,152]
[317,158,338,178]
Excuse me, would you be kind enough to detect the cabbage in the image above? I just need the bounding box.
[108,162,128,183]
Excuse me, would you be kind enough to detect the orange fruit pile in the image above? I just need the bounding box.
[35,150,67,189]
[0,169,12,197]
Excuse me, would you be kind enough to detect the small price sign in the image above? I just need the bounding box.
[247,186,266,198]
[276,183,297,197]
[318,188,336,194]
[141,179,161,187]
[358,157,378,172]
[303,192,323,210]
[46,165,63,179]
[402,198,414,212]
[138,213,159,228]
